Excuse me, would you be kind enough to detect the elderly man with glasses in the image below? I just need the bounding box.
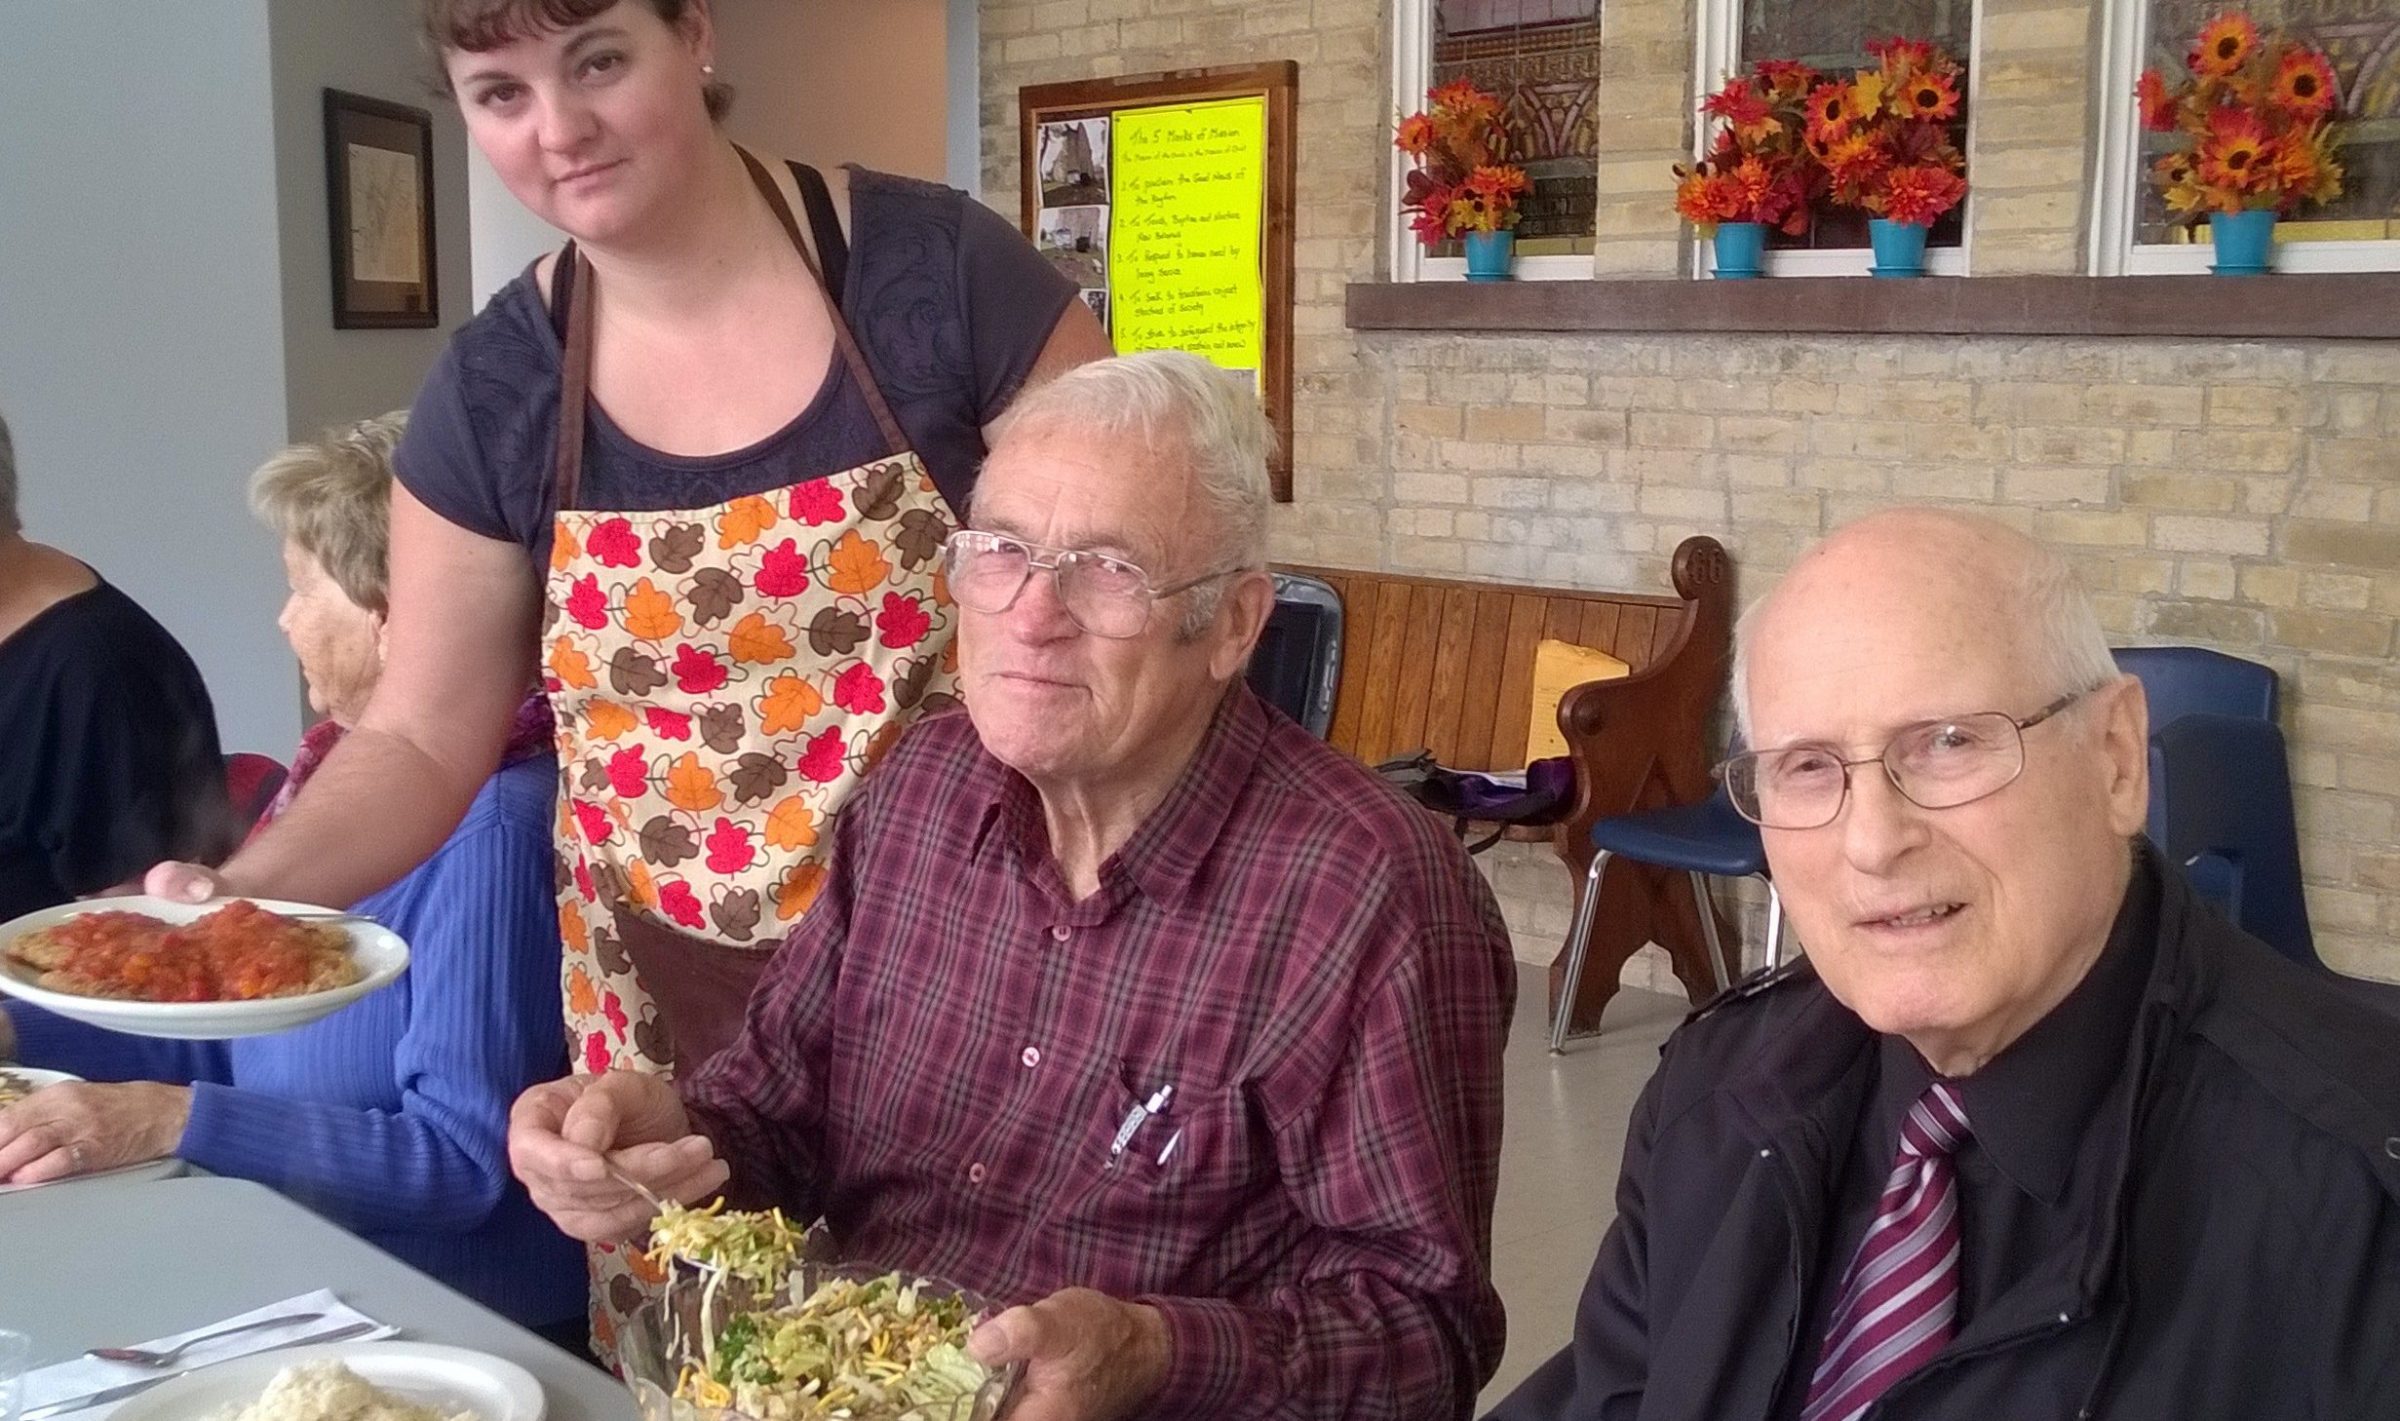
[510,351,1517,1421]
[1488,508,2400,1421]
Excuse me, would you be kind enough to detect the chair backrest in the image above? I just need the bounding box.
[1247,573,1343,738]
[2148,712,2317,967]
[223,752,289,833]
[2112,645,2279,728]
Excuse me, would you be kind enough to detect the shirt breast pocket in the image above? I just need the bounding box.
[1087,1061,1263,1227]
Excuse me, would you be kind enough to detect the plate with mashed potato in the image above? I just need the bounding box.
[110,1345,542,1421]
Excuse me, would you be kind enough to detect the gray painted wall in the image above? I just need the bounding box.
[0,0,473,758]
[268,0,473,440]
[947,0,979,194]
[470,145,564,309]
[0,1,297,756]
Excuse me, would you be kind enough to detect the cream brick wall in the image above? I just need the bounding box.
[982,0,2400,988]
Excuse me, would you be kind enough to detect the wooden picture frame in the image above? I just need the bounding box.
[1020,63,1298,501]
[323,89,438,329]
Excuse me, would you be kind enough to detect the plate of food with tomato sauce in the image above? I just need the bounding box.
[0,897,407,1039]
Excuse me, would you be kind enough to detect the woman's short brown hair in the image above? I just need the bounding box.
[249,414,407,615]
[420,0,732,121]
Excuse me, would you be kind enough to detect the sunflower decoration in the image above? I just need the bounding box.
[2138,11,2345,225]
[1671,59,1826,236]
[1811,36,1972,229]
[1395,80,1528,245]
[2190,12,2260,78]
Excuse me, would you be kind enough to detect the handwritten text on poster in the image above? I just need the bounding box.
[1108,97,1265,384]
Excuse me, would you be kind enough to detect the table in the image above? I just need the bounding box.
[0,1175,634,1420]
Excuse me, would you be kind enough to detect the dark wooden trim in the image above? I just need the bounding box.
[1278,561,1686,612]
[1344,273,2400,340]
[1019,63,1300,501]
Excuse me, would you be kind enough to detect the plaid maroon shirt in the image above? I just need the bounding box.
[682,686,1517,1420]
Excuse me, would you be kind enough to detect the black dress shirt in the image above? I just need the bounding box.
[1770,860,2162,1419]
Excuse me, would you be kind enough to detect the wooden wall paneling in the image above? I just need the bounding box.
[1489,594,1548,770]
[1387,584,1448,758]
[1453,591,1515,771]
[1616,605,1660,668]
[1420,586,1480,765]
[1355,581,1416,763]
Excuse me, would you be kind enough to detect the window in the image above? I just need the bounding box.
[1392,0,1603,280]
[2097,0,2400,273]
[1692,0,1976,275]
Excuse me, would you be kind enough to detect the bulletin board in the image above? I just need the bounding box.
[1019,62,1298,501]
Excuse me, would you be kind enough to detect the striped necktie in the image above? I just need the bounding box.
[1801,1080,1973,1421]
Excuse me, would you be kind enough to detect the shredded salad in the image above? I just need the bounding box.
[643,1203,993,1420]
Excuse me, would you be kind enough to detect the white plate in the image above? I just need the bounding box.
[0,897,408,1040]
[0,1067,184,1195]
[110,1341,544,1421]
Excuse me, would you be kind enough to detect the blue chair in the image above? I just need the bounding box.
[1550,786,1784,1053]
[2113,646,2312,960]
[2148,712,2318,967]
[1247,573,1342,739]
[2112,644,2279,727]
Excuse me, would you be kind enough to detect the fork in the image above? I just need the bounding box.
[83,1310,324,1367]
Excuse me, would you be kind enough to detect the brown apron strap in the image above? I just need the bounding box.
[552,246,597,512]
[549,148,916,517]
[734,147,913,458]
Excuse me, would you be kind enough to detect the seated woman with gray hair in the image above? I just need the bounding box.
[0,413,584,1339]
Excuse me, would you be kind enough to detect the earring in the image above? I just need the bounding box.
[701,63,716,75]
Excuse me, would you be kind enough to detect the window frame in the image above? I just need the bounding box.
[1688,0,1980,277]
[2090,0,2400,275]
[1388,0,1604,282]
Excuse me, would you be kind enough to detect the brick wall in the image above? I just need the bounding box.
[981,0,2400,986]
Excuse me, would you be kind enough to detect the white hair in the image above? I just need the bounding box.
[993,350,1273,636]
[1731,511,2120,744]
[0,407,18,537]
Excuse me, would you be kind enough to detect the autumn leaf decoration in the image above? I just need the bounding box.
[824,530,892,598]
[663,751,723,813]
[621,578,684,641]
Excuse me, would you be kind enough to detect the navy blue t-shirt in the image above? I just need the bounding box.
[0,579,235,919]
[393,166,1078,565]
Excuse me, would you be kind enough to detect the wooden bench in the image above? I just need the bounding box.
[1280,537,1736,1034]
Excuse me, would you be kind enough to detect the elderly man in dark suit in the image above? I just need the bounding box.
[1489,508,2400,1421]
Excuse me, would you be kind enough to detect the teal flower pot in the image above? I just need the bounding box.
[2209,210,2276,274]
[1464,229,1515,281]
[1868,218,1930,277]
[1712,221,1766,279]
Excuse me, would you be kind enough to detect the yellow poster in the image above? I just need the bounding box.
[1108,97,1266,385]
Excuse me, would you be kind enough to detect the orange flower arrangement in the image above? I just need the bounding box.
[1813,37,1970,227]
[1396,80,1532,244]
[2139,10,2343,221]
[1673,58,1825,234]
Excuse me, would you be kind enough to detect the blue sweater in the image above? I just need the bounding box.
[5,756,584,1328]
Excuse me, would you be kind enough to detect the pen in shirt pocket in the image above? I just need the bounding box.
[1106,1084,1173,1170]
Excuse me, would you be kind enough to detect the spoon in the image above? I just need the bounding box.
[85,1310,325,1367]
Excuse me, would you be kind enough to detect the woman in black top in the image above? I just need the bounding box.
[0,410,232,918]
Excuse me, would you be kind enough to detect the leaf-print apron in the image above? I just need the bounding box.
[539,150,960,1355]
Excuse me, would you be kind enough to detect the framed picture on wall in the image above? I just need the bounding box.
[323,89,438,329]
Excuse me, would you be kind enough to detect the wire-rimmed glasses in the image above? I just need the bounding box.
[942,529,1239,639]
[1717,692,2085,830]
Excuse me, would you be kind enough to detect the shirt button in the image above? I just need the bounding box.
[1020,1046,1042,1068]
[1050,925,1071,943]
[967,1162,987,1185]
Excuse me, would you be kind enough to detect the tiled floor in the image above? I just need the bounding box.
[1478,967,1686,1410]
